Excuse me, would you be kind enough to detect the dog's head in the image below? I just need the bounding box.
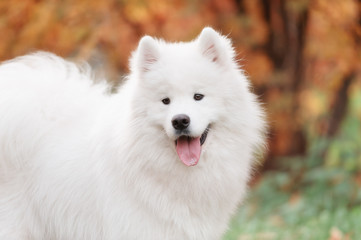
[129,27,249,166]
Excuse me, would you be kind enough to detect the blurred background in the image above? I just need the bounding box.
[1,0,360,239]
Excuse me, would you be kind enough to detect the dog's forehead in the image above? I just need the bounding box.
[145,44,218,94]
[160,56,212,82]
[164,68,210,93]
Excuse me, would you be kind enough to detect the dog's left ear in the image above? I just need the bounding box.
[198,27,227,66]
[136,36,159,73]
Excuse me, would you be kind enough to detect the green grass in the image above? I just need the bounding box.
[223,166,361,240]
[223,88,361,239]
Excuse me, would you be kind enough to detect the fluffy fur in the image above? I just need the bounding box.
[0,27,266,239]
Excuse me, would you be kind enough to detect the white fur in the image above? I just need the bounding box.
[0,28,266,239]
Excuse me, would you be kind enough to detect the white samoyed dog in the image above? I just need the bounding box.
[0,27,266,239]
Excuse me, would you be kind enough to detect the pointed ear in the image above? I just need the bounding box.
[136,36,159,73]
[198,27,225,65]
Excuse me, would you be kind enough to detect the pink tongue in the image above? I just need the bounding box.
[176,137,201,166]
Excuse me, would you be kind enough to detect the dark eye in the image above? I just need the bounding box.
[162,97,170,105]
[194,94,204,101]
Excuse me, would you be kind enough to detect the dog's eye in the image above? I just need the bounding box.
[193,94,204,101]
[161,97,170,105]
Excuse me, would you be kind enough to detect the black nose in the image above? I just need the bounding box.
[172,114,190,130]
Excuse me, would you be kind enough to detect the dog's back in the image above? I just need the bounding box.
[0,53,110,239]
[0,53,107,174]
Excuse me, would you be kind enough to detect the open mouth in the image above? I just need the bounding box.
[200,126,210,145]
[175,125,210,167]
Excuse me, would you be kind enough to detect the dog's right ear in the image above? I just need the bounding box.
[136,36,159,73]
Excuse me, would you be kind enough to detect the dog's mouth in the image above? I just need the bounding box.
[175,125,210,167]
